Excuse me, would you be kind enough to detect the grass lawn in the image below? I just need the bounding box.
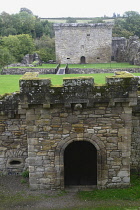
[0,73,140,95]
[78,174,140,201]
[0,73,113,95]
[67,62,140,69]
[8,63,58,69]
[7,62,140,69]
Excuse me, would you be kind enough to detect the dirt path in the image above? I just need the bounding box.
[1,176,140,210]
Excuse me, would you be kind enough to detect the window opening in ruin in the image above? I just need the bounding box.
[67,58,70,60]
[97,57,100,60]
[9,160,21,165]
[64,141,97,186]
[87,34,90,36]
[80,56,86,64]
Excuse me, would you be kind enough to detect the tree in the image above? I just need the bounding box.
[113,13,117,18]
[20,8,33,15]
[113,11,140,38]
[35,35,55,62]
[66,17,77,23]
[35,21,44,38]
[17,12,36,37]
[113,18,134,38]
[1,34,35,62]
[123,11,140,37]
[0,47,15,69]
[88,17,104,23]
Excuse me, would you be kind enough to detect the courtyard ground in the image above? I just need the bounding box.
[1,176,140,210]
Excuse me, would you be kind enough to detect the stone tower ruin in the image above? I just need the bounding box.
[54,23,114,64]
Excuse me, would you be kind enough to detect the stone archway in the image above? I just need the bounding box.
[80,56,86,64]
[64,141,97,186]
[55,134,107,189]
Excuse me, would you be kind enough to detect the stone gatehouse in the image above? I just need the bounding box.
[54,23,113,64]
[1,71,140,190]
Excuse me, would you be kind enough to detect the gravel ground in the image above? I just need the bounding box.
[0,175,96,210]
[1,176,140,210]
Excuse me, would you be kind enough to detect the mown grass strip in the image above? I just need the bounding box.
[78,175,140,201]
[7,63,140,69]
[68,63,140,69]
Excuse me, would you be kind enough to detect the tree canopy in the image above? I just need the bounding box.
[112,11,140,38]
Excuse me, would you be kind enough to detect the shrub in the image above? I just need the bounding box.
[22,170,29,178]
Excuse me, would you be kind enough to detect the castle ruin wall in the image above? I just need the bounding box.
[54,23,113,64]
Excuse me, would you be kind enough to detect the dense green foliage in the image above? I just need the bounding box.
[0,8,55,65]
[0,34,35,62]
[35,35,55,62]
[0,47,15,69]
[112,11,140,38]
[0,9,54,38]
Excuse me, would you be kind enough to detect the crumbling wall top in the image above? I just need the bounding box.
[54,23,114,30]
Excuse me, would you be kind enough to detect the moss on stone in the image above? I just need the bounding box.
[63,76,94,80]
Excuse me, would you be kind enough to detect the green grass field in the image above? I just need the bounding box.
[0,73,112,95]
[7,62,140,69]
[0,73,140,95]
[79,174,140,201]
[67,63,140,69]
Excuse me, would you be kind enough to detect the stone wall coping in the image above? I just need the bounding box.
[53,23,114,29]
[19,71,139,87]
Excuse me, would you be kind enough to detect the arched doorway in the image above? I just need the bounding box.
[80,56,86,64]
[64,141,97,186]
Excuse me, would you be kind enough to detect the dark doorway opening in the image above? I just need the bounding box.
[80,56,86,64]
[64,141,97,186]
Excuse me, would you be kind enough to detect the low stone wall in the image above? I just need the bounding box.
[1,68,56,75]
[2,67,140,75]
[68,68,140,74]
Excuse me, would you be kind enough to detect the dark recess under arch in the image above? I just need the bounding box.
[64,141,97,186]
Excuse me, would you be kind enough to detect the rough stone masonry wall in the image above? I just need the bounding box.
[0,93,27,175]
[54,23,113,64]
[19,71,138,190]
[131,98,140,172]
[1,68,56,75]
[3,67,140,75]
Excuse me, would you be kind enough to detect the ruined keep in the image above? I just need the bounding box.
[1,71,140,190]
[54,23,113,64]
[112,36,140,65]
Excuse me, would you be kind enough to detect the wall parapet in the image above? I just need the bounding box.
[18,71,139,108]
